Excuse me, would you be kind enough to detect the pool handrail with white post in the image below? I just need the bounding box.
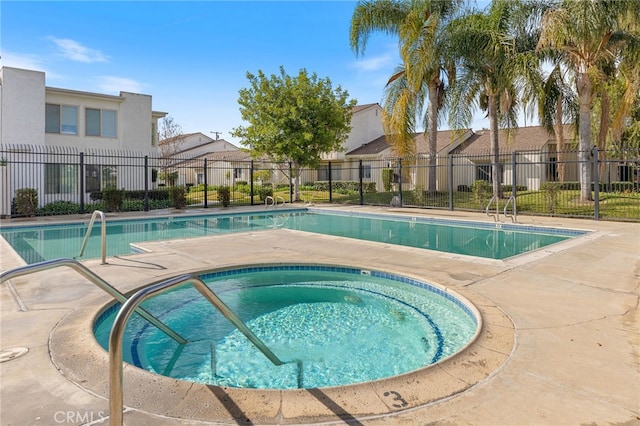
[485,195,499,222]
[108,273,288,425]
[0,258,187,345]
[265,195,285,208]
[77,210,107,264]
[504,195,517,223]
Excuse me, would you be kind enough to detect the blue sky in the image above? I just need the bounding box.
[2,1,490,145]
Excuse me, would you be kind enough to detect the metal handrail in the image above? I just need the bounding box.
[265,195,275,208]
[265,195,285,208]
[504,195,517,223]
[77,210,107,264]
[109,273,286,425]
[0,258,187,345]
[485,195,499,222]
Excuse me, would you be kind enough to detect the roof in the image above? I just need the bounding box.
[346,129,475,157]
[414,129,476,155]
[452,125,575,155]
[346,135,390,156]
[351,103,381,115]
[194,150,252,162]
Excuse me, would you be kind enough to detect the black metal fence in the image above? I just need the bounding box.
[1,144,638,221]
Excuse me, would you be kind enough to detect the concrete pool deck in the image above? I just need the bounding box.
[0,205,638,425]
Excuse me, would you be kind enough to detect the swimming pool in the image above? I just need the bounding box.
[93,264,479,389]
[0,208,587,263]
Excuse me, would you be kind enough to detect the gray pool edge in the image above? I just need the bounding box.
[49,262,514,425]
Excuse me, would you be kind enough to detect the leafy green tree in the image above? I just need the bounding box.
[232,67,356,201]
[350,0,464,193]
[537,0,640,201]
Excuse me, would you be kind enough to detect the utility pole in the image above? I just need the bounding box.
[210,131,222,140]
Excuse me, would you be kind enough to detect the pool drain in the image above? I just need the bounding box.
[0,347,29,363]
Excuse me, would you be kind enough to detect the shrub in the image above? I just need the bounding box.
[235,182,251,194]
[91,189,170,202]
[312,181,375,193]
[38,200,80,216]
[541,181,561,214]
[471,180,492,207]
[256,185,273,201]
[218,186,231,207]
[382,169,393,192]
[14,188,38,216]
[168,186,187,209]
[102,188,124,212]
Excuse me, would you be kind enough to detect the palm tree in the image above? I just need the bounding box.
[537,0,640,201]
[446,0,540,199]
[537,61,578,182]
[350,0,464,193]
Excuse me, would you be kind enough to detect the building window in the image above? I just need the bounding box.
[233,168,242,179]
[45,164,78,194]
[45,104,78,135]
[86,108,117,137]
[362,164,372,179]
[476,164,492,182]
[86,165,118,192]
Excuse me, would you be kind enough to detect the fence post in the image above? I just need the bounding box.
[448,154,454,211]
[398,158,403,206]
[289,162,293,203]
[328,162,333,203]
[250,160,254,206]
[359,159,364,205]
[203,158,208,208]
[512,151,517,195]
[592,146,599,220]
[144,156,149,212]
[79,152,85,214]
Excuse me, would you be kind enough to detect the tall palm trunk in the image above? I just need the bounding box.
[554,95,566,182]
[577,71,593,201]
[427,80,439,193]
[488,94,503,199]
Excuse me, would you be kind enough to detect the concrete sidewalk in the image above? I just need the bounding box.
[1,207,638,425]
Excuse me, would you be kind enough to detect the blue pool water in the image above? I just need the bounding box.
[0,208,586,263]
[93,265,479,389]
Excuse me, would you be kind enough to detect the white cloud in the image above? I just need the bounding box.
[350,53,395,72]
[48,37,109,63]
[0,50,47,72]
[96,76,146,94]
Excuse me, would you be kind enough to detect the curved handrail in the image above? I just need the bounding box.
[265,195,285,208]
[504,195,517,223]
[265,195,275,208]
[485,195,499,222]
[109,273,286,425]
[0,258,187,345]
[77,210,107,264]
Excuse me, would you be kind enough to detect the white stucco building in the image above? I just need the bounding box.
[0,67,166,152]
[0,66,167,214]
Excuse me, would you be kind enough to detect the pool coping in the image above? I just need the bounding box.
[49,261,514,424]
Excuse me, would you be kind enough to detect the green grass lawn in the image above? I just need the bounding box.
[185,187,639,220]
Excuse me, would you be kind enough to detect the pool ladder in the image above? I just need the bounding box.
[485,196,517,223]
[265,195,285,208]
[485,196,499,222]
[0,258,302,425]
[77,210,107,264]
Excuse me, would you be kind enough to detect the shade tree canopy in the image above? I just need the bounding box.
[232,66,357,201]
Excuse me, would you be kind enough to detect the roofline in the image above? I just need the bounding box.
[46,86,125,102]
